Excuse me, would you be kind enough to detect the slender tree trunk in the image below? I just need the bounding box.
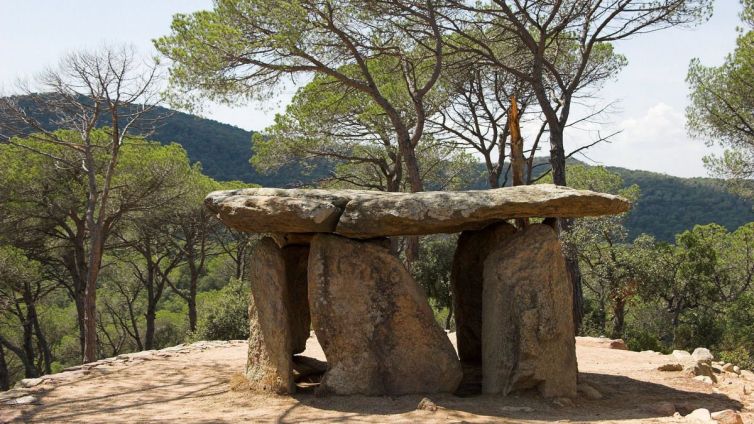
[548,126,585,332]
[188,293,197,332]
[397,133,424,193]
[0,345,9,391]
[598,296,607,335]
[611,298,626,339]
[549,127,567,186]
[21,307,38,377]
[27,291,52,374]
[83,230,105,363]
[0,334,37,379]
[145,301,157,350]
[75,292,85,357]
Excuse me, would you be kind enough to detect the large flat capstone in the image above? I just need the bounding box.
[206,185,630,238]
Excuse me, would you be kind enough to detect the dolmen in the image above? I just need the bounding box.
[205,184,630,397]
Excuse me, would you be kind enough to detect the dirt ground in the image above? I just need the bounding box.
[1,335,751,423]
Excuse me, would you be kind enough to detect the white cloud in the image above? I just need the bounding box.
[565,102,720,178]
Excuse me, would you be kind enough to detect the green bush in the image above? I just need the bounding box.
[719,346,754,370]
[625,330,667,353]
[193,278,249,341]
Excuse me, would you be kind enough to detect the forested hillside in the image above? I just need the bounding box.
[11,98,753,241]
[611,168,754,241]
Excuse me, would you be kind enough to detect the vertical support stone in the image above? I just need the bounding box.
[308,234,463,395]
[450,222,517,363]
[246,237,294,393]
[246,237,312,393]
[482,224,578,398]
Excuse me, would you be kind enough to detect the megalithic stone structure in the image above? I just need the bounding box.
[207,185,630,397]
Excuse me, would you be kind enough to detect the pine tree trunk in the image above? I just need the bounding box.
[549,127,585,332]
[0,345,9,391]
[145,302,157,350]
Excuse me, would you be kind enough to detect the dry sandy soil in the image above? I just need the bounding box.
[1,335,752,423]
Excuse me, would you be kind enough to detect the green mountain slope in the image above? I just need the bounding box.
[608,167,754,241]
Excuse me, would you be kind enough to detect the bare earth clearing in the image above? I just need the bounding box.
[1,335,751,423]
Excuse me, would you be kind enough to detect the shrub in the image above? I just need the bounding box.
[193,278,249,341]
[719,346,754,370]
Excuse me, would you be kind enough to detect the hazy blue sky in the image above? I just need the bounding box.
[0,1,744,177]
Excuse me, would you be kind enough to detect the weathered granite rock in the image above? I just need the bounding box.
[206,189,349,234]
[308,234,463,395]
[451,222,517,363]
[282,244,311,354]
[206,185,630,238]
[245,237,295,394]
[271,232,314,248]
[482,224,578,398]
[692,347,714,363]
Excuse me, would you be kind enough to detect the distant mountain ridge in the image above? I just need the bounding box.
[5,98,752,241]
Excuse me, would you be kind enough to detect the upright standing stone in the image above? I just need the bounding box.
[245,238,294,393]
[308,234,463,395]
[282,244,311,354]
[451,222,517,363]
[482,224,577,398]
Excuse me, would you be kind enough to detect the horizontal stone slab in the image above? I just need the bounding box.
[205,184,630,238]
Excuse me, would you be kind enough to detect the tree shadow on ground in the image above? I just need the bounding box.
[276,372,743,423]
[12,362,238,424]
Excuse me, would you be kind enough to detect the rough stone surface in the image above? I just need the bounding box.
[282,245,310,354]
[450,222,517,363]
[685,408,714,423]
[245,238,295,394]
[711,409,745,424]
[206,185,630,238]
[674,350,693,360]
[308,234,463,395]
[692,348,714,363]
[658,363,684,372]
[686,362,718,383]
[609,339,628,350]
[577,382,603,400]
[481,224,577,398]
[271,233,314,248]
[417,398,438,412]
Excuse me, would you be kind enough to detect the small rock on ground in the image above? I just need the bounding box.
[673,350,692,360]
[711,409,744,424]
[693,376,714,385]
[609,339,628,350]
[3,395,38,406]
[685,408,714,423]
[552,397,575,408]
[417,397,438,412]
[577,382,603,400]
[692,348,714,363]
[658,363,684,372]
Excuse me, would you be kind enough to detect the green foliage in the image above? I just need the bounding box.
[192,278,249,341]
[611,167,754,241]
[625,331,668,354]
[719,346,754,370]
[412,235,457,312]
[687,1,754,186]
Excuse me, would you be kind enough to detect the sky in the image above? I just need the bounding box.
[0,0,744,178]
